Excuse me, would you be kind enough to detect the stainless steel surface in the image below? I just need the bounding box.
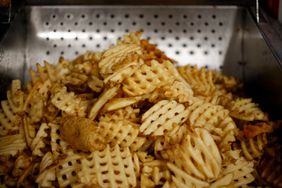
[0,5,282,118]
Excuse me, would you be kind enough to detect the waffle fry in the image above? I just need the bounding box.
[30,123,50,156]
[240,133,268,161]
[228,98,268,121]
[122,60,175,96]
[140,100,188,136]
[0,134,26,156]
[178,65,216,96]
[88,85,119,120]
[0,32,276,187]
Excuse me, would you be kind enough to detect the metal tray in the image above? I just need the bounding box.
[0,6,281,117]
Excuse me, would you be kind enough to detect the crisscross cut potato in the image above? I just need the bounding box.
[0,31,277,187]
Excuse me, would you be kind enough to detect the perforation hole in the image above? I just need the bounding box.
[103,22,107,26]
[204,22,209,26]
[96,44,100,48]
[46,51,50,55]
[88,22,93,26]
[60,22,64,26]
[52,14,56,19]
[146,22,151,26]
[68,44,71,48]
[61,51,64,55]
[211,29,215,33]
[154,14,159,18]
[45,22,49,26]
[175,51,180,55]
[161,22,166,26]
[110,14,115,18]
[182,44,187,48]
[197,29,201,33]
[124,14,129,18]
[139,14,144,18]
[197,44,201,48]
[66,14,71,19]
[183,29,187,33]
[75,51,79,55]
[96,14,100,18]
[190,36,194,41]
[212,14,216,19]
[218,36,222,41]
[81,14,86,19]
[118,22,122,26]
[189,51,194,55]
[175,22,180,26]
[183,14,187,19]
[204,36,208,41]
[204,51,208,55]
[74,22,78,26]
[132,22,136,26]
[190,22,194,26]
[197,14,202,19]
[219,22,223,26]
[219,51,222,55]
[168,29,172,33]
[211,44,215,48]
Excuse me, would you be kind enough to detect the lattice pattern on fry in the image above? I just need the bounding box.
[228,98,268,121]
[56,153,84,187]
[100,106,140,123]
[177,65,216,96]
[221,157,255,187]
[99,33,142,78]
[162,80,194,103]
[240,133,268,161]
[122,60,176,96]
[167,162,210,187]
[6,80,24,113]
[0,134,26,156]
[212,70,241,91]
[164,128,222,181]
[50,123,69,158]
[86,145,136,188]
[1,100,21,125]
[140,160,172,188]
[140,100,188,136]
[30,123,50,157]
[39,152,54,173]
[0,108,19,136]
[98,119,139,148]
[51,85,89,117]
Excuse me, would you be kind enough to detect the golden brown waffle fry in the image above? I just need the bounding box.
[140,100,188,136]
[98,119,139,148]
[228,98,268,121]
[0,108,19,136]
[30,123,50,156]
[243,123,273,139]
[91,145,136,188]
[222,157,255,187]
[100,106,140,123]
[50,123,69,158]
[178,65,216,96]
[240,133,268,161]
[0,134,26,156]
[61,116,108,152]
[164,128,222,181]
[1,100,21,125]
[122,60,175,96]
[88,85,119,120]
[6,80,24,113]
[56,153,83,187]
[51,85,89,117]
[167,162,210,187]
[36,165,57,187]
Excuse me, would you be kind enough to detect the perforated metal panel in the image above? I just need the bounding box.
[26,6,239,71]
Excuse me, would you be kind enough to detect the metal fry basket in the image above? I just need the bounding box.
[0,5,282,117]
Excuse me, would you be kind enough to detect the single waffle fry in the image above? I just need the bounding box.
[88,85,119,120]
[30,123,50,157]
[98,119,139,148]
[26,92,44,123]
[228,98,268,121]
[23,116,36,148]
[6,80,24,113]
[0,134,26,156]
[50,123,70,158]
[177,65,216,96]
[212,70,240,91]
[162,80,194,103]
[104,55,141,84]
[56,153,84,187]
[122,60,176,96]
[222,157,255,187]
[167,162,210,187]
[1,100,21,125]
[51,85,89,117]
[92,145,136,188]
[40,152,54,173]
[61,116,109,151]
[102,97,142,112]
[164,128,222,181]
[0,108,19,136]
[240,133,268,160]
[140,100,188,136]
[99,43,142,77]
[62,72,89,85]
[87,75,104,93]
